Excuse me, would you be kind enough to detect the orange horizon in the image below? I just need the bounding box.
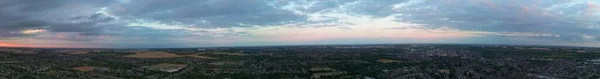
[0,42,83,48]
[0,42,22,47]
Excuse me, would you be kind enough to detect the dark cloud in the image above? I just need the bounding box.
[110,0,306,28]
[379,0,600,42]
[46,13,117,32]
[262,0,600,43]
[0,0,117,38]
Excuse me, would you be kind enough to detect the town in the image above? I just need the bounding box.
[1,44,599,79]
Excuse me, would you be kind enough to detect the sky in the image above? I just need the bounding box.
[0,0,599,48]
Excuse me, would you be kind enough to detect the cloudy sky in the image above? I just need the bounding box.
[0,0,599,48]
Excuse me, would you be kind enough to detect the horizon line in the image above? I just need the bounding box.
[0,43,597,49]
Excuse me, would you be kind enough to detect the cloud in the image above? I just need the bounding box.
[21,29,46,34]
[1,0,600,47]
[0,0,118,39]
[383,0,600,42]
[107,0,307,28]
[473,32,560,37]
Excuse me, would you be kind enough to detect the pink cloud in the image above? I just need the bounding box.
[473,0,497,8]
[585,2,600,16]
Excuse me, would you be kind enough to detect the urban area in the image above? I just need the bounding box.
[1,44,599,79]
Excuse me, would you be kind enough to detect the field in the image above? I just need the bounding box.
[58,50,90,54]
[123,51,182,58]
[0,49,37,54]
[143,63,188,73]
[72,66,96,72]
[184,54,218,59]
[377,58,402,63]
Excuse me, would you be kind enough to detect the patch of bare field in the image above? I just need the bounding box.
[123,51,182,58]
[13,50,37,54]
[0,48,37,54]
[310,67,335,71]
[122,51,220,59]
[58,50,90,54]
[69,51,89,54]
[209,52,249,56]
[72,66,96,72]
[208,61,245,66]
[438,69,450,73]
[184,54,219,59]
[377,58,402,63]
[0,48,14,52]
[143,63,188,73]
[312,71,347,78]
[89,49,108,52]
[0,61,25,64]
